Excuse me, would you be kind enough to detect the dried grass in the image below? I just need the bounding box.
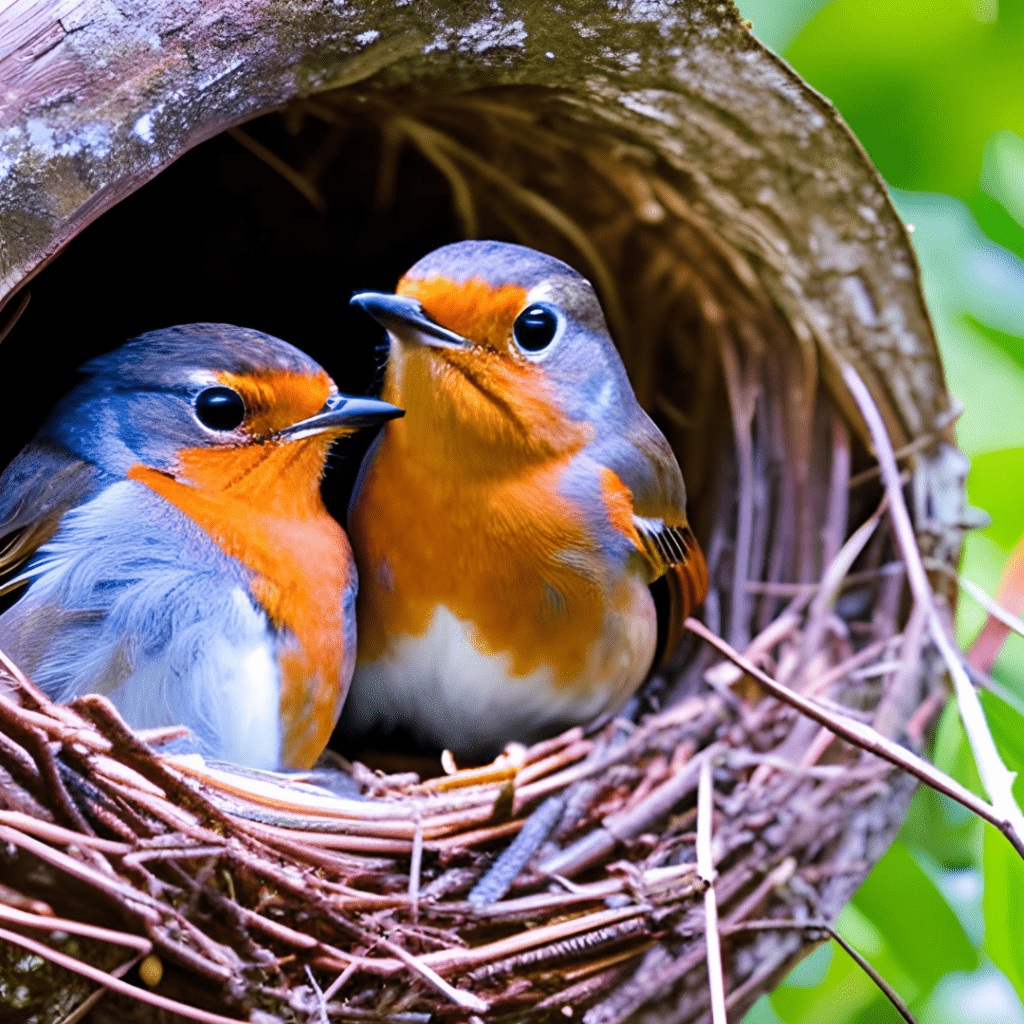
[0,86,965,1023]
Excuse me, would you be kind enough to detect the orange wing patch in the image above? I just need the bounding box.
[599,468,643,548]
[217,369,333,439]
[398,275,527,350]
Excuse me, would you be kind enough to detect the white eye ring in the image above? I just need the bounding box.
[512,303,565,357]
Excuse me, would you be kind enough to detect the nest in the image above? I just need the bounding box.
[0,14,967,1024]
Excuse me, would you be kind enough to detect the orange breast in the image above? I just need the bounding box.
[128,435,351,769]
[350,422,623,692]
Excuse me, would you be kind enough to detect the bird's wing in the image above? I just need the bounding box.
[600,450,708,667]
[0,441,100,597]
[632,514,708,665]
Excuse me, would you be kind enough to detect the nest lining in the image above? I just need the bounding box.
[0,85,950,1023]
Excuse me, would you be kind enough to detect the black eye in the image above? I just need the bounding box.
[513,305,560,352]
[194,387,246,431]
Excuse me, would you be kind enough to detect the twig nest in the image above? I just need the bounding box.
[0,1,970,1021]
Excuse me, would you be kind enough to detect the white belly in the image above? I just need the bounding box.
[1,481,286,770]
[342,578,657,760]
[107,594,283,770]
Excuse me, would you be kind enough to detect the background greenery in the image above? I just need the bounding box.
[734,2,1024,1022]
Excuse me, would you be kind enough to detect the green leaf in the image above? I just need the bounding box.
[983,824,1024,1002]
[785,0,1024,198]
[852,841,978,990]
[977,690,1024,804]
[965,449,1024,551]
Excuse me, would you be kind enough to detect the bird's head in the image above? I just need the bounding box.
[42,324,402,492]
[352,241,643,473]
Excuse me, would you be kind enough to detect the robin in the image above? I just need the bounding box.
[344,241,707,761]
[0,324,402,770]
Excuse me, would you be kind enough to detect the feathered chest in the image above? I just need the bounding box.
[128,449,353,768]
[350,435,643,682]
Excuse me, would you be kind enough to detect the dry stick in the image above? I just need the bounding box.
[55,953,145,1024]
[225,127,327,213]
[841,364,1024,849]
[928,561,1024,643]
[0,926,244,1024]
[0,809,131,853]
[697,760,727,1024]
[848,429,948,488]
[408,815,423,925]
[826,924,917,1024]
[683,618,1024,859]
[0,698,95,835]
[369,935,489,1012]
[721,920,916,1024]
[322,959,362,1002]
[306,965,331,1024]
[0,904,152,952]
[717,329,757,650]
[0,824,163,921]
[962,661,1024,721]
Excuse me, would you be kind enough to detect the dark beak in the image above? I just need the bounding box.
[278,393,404,440]
[351,292,469,350]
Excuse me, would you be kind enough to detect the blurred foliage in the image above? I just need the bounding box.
[735,1,1024,1022]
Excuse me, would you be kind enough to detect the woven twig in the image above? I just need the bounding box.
[0,84,966,1024]
[0,549,937,1023]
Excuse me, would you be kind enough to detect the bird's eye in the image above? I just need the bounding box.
[194,387,246,431]
[513,305,560,353]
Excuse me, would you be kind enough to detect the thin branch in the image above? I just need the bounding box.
[842,364,1024,847]
[722,920,917,1024]
[55,953,144,1024]
[375,934,490,1011]
[305,965,330,1024]
[0,903,152,952]
[408,815,423,923]
[827,924,916,1024]
[684,617,1024,859]
[799,497,885,669]
[929,561,1024,643]
[848,429,945,488]
[0,926,244,1024]
[697,760,727,1024]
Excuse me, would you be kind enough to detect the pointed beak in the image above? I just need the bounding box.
[278,393,404,441]
[351,292,470,351]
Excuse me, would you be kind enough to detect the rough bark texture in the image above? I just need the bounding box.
[2,0,946,442]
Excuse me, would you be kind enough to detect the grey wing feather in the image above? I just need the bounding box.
[0,441,101,594]
[0,480,282,766]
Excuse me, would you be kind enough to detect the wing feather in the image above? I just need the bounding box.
[632,515,708,667]
[0,442,100,596]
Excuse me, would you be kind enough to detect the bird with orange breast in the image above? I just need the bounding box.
[343,241,707,761]
[0,325,401,770]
